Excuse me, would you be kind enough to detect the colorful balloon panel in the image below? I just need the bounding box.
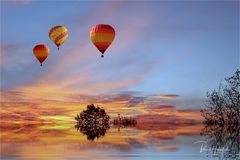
[90,24,115,56]
[49,26,68,49]
[33,44,49,66]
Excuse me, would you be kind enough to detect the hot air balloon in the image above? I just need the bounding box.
[33,44,49,66]
[90,24,115,58]
[49,25,68,50]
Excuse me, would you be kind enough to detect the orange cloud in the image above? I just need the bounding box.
[0,87,203,126]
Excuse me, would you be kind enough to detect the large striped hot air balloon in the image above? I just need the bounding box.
[33,44,49,66]
[49,25,68,50]
[90,24,115,58]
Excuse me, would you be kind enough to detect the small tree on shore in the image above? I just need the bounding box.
[201,70,240,125]
[75,104,110,140]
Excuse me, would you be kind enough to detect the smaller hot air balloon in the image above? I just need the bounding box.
[49,25,68,50]
[90,24,115,58]
[33,44,49,66]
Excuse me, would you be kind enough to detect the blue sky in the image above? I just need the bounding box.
[1,1,239,103]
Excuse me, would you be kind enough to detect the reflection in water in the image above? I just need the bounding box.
[201,124,240,160]
[113,114,137,132]
[0,122,204,159]
[75,122,110,141]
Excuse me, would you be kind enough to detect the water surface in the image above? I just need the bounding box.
[1,122,220,160]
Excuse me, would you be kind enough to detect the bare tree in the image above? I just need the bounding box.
[201,70,240,125]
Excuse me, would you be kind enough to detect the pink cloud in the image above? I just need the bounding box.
[11,2,156,95]
[151,94,179,100]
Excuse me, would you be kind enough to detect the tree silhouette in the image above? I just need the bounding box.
[200,70,240,159]
[75,104,110,141]
[200,70,240,125]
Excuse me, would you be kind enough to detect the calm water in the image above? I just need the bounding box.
[2,122,238,160]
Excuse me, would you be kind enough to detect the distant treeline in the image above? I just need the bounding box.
[113,114,137,126]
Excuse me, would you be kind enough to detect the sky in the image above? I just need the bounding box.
[0,1,239,121]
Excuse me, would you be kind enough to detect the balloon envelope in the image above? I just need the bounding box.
[90,24,115,57]
[33,44,49,66]
[49,25,68,50]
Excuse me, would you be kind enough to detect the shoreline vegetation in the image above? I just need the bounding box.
[200,70,239,159]
[200,70,240,125]
[113,114,137,126]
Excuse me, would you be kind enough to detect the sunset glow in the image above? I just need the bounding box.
[1,1,238,159]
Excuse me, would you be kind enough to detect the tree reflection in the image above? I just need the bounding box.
[200,70,239,159]
[201,124,240,159]
[75,104,110,141]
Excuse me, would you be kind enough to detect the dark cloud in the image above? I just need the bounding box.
[148,104,176,110]
[126,138,146,148]
[68,93,148,107]
[134,114,199,125]
[178,109,200,113]
[171,98,205,109]
[127,97,146,107]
